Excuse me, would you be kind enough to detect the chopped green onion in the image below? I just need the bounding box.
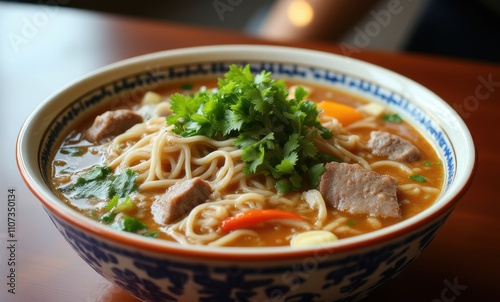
[409,174,427,183]
[114,196,135,213]
[103,196,119,211]
[144,231,160,238]
[423,161,442,167]
[60,147,85,156]
[382,114,403,123]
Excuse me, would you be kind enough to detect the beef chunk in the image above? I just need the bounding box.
[368,131,421,162]
[318,162,401,218]
[85,109,143,143]
[151,177,213,225]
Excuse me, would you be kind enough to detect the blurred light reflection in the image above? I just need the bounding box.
[287,0,314,27]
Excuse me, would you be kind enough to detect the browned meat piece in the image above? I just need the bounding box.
[151,177,213,225]
[318,162,401,218]
[368,131,421,162]
[84,109,143,143]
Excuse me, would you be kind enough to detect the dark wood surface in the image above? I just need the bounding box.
[1,2,499,301]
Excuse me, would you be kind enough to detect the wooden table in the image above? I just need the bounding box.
[1,2,499,301]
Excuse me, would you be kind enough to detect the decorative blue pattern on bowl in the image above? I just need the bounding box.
[48,211,449,302]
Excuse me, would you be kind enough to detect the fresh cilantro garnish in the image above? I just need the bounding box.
[121,215,148,233]
[111,169,139,198]
[382,114,403,123]
[72,165,113,199]
[100,196,147,234]
[166,64,333,192]
[71,165,138,199]
[305,163,326,189]
[105,213,148,233]
[67,165,149,234]
[409,174,427,183]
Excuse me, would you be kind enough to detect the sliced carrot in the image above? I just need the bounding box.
[220,209,304,233]
[317,101,364,126]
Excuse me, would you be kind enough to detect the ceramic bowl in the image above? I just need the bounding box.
[17,45,475,302]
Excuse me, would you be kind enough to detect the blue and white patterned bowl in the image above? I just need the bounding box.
[17,45,475,302]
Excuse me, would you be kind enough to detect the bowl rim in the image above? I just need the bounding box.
[16,44,476,260]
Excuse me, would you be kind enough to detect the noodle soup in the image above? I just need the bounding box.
[51,66,443,247]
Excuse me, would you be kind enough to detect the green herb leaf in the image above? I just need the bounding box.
[294,86,308,101]
[121,215,148,233]
[74,166,113,199]
[111,169,138,198]
[382,114,403,123]
[77,165,112,183]
[409,174,427,183]
[72,166,138,199]
[306,163,326,188]
[166,64,333,192]
[100,212,117,224]
[60,147,85,156]
[113,196,136,213]
[144,231,160,238]
[103,195,119,211]
[275,179,293,193]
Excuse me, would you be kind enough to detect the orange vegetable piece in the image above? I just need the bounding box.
[220,209,304,233]
[317,101,364,126]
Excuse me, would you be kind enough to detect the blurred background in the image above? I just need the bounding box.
[4,0,500,63]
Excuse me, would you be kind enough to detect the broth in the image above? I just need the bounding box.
[51,74,443,247]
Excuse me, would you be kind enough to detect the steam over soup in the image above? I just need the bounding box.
[51,65,444,247]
